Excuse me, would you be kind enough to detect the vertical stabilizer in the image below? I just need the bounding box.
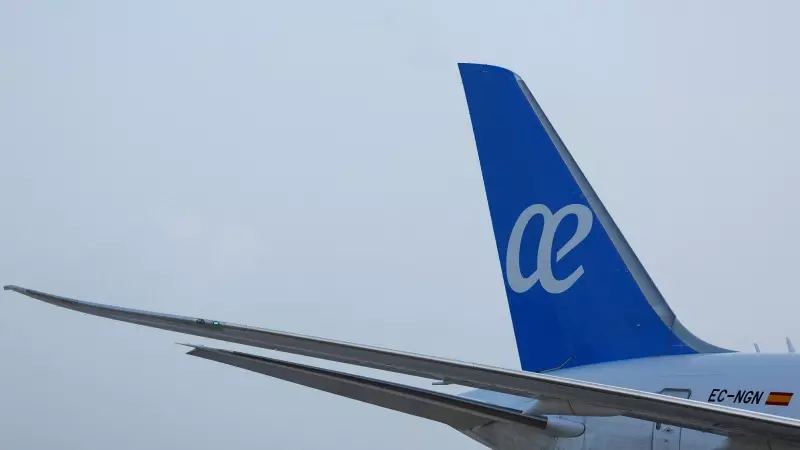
[458,63,731,372]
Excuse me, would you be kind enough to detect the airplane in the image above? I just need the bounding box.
[6,62,800,450]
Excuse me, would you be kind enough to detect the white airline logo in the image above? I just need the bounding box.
[505,204,593,294]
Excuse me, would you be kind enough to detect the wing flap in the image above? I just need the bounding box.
[6,285,800,442]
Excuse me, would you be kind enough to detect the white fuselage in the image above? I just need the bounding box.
[460,353,800,450]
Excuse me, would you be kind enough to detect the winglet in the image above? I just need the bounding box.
[787,337,796,354]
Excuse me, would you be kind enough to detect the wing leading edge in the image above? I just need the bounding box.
[5,285,800,442]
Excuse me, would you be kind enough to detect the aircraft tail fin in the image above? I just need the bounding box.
[457,63,731,372]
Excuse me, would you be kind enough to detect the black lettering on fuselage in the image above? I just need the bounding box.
[709,389,765,404]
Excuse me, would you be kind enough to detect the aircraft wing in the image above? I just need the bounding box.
[181,344,585,436]
[6,285,800,442]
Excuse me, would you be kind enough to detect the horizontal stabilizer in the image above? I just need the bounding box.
[183,344,585,437]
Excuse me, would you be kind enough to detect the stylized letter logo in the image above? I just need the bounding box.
[505,204,593,294]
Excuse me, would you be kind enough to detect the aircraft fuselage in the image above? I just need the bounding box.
[462,353,800,450]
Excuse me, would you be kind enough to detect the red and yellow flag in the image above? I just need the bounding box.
[766,392,794,406]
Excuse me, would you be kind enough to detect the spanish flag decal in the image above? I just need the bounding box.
[766,392,794,406]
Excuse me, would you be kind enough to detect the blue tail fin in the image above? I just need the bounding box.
[458,63,731,373]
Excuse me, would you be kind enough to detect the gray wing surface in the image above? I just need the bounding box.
[6,285,800,442]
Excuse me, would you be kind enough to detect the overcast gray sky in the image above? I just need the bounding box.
[2,1,800,449]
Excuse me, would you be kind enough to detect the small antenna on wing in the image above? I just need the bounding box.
[754,343,761,353]
[787,337,796,353]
